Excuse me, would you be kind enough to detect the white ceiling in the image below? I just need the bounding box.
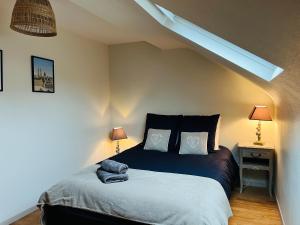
[3,0,300,106]
[152,0,300,108]
[51,0,186,49]
[153,0,299,65]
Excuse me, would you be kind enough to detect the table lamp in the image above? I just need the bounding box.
[111,127,127,154]
[248,105,272,146]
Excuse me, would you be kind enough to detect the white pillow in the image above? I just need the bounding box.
[214,116,221,150]
[179,132,208,155]
[144,129,171,152]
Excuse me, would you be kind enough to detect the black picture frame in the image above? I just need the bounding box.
[31,56,55,93]
[0,50,3,92]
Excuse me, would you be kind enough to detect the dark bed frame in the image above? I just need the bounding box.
[43,205,147,225]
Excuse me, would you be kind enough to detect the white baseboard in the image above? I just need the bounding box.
[0,206,37,225]
[275,193,286,225]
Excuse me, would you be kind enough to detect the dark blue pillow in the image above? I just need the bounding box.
[178,114,220,152]
[142,113,182,153]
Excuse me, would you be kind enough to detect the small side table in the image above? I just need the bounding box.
[239,143,274,197]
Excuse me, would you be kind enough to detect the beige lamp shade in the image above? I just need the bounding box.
[10,0,57,37]
[111,127,127,141]
[248,105,272,121]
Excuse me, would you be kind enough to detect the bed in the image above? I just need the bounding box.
[38,113,239,225]
[38,144,238,225]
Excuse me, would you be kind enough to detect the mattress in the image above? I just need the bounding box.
[40,144,238,225]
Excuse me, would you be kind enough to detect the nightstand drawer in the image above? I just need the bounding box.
[242,149,272,159]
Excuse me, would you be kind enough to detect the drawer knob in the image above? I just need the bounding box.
[251,153,262,158]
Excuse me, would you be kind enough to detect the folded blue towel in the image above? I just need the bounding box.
[100,160,128,174]
[96,168,129,184]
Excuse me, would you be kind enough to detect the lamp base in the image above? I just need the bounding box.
[253,141,264,146]
[116,140,120,154]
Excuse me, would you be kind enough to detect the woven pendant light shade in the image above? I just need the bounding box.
[10,0,57,37]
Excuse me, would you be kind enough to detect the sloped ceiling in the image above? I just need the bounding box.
[4,0,298,111]
[153,0,300,112]
[51,0,300,113]
[50,0,186,49]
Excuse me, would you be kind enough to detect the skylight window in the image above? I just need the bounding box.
[156,4,175,21]
[135,0,284,81]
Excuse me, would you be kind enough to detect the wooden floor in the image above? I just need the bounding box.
[229,187,282,225]
[11,187,282,225]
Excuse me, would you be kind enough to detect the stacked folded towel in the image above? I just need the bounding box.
[96,160,129,184]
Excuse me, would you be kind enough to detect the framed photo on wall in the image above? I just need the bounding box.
[0,50,3,92]
[31,56,55,93]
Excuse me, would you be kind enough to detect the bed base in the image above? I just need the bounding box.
[43,205,147,225]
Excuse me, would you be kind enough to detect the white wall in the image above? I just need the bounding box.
[272,50,300,225]
[276,112,300,225]
[0,4,112,224]
[109,42,275,153]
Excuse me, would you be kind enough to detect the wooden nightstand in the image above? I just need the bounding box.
[239,144,274,197]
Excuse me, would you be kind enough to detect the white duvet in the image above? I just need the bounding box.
[38,165,232,225]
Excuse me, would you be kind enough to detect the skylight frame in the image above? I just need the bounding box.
[135,0,284,81]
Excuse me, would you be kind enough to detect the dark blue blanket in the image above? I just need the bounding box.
[103,144,238,198]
